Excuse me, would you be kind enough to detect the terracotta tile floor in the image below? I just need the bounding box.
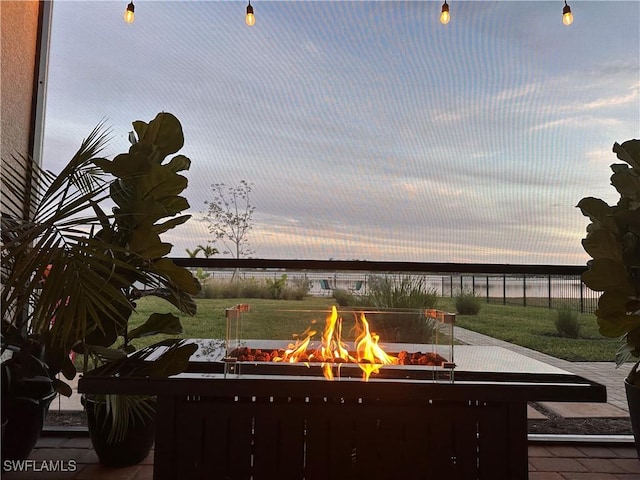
[529,442,640,479]
[2,433,639,479]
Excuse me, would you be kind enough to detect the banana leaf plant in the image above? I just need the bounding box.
[578,139,640,386]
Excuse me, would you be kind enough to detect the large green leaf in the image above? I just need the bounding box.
[581,228,622,260]
[596,291,630,317]
[597,313,640,338]
[139,287,198,316]
[154,258,202,295]
[135,112,184,158]
[577,197,614,225]
[154,215,191,235]
[131,196,190,225]
[138,163,188,199]
[611,169,640,201]
[581,258,634,292]
[166,154,191,173]
[81,344,128,363]
[129,227,171,259]
[94,154,143,179]
[137,342,198,378]
[127,313,183,340]
[614,139,640,170]
[52,377,73,397]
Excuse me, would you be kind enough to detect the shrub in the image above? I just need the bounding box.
[332,288,353,306]
[353,275,439,343]
[201,275,310,300]
[358,275,439,309]
[266,274,288,299]
[240,278,270,298]
[281,277,312,300]
[554,307,581,339]
[454,290,482,315]
[202,278,242,298]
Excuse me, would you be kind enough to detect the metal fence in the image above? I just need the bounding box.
[441,274,597,313]
[176,259,599,314]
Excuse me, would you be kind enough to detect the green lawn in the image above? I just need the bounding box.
[126,296,336,350]
[125,296,620,362]
[437,298,620,362]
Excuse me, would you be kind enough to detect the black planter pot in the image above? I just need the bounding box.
[1,392,56,464]
[83,395,156,467]
[625,378,640,460]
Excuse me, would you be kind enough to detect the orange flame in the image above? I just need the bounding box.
[275,306,398,381]
[310,306,355,363]
[272,326,316,363]
[354,312,399,380]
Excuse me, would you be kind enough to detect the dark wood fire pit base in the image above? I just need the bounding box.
[164,390,527,479]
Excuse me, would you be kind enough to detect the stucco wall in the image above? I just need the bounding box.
[1,0,41,223]
[1,0,41,162]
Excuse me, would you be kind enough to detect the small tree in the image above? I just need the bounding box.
[203,180,255,259]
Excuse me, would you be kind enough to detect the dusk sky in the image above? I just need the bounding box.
[42,1,640,265]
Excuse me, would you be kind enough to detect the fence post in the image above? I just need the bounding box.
[548,274,552,309]
[580,279,585,313]
[486,276,490,303]
[523,276,527,307]
[503,274,506,305]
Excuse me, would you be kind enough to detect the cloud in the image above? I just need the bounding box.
[581,83,640,110]
[42,1,640,266]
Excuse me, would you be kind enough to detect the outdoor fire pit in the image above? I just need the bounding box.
[223,305,456,381]
[79,305,606,480]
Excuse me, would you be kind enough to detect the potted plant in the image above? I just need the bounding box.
[1,112,201,466]
[1,125,114,462]
[77,112,201,467]
[578,138,640,457]
[1,324,57,461]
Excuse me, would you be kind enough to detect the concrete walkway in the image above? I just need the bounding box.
[454,326,631,415]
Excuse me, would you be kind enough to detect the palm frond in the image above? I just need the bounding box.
[90,394,156,444]
[1,121,115,342]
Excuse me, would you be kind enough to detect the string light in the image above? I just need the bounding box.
[440,1,450,25]
[118,2,577,29]
[246,1,255,26]
[562,1,573,26]
[124,1,135,23]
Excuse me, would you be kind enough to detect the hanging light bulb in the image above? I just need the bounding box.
[562,1,573,26]
[124,1,135,23]
[440,1,450,25]
[245,1,255,26]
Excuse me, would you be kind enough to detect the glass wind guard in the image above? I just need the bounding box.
[224,304,456,381]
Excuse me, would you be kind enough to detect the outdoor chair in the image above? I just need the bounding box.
[319,279,333,295]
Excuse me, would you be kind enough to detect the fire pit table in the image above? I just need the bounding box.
[78,307,606,480]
